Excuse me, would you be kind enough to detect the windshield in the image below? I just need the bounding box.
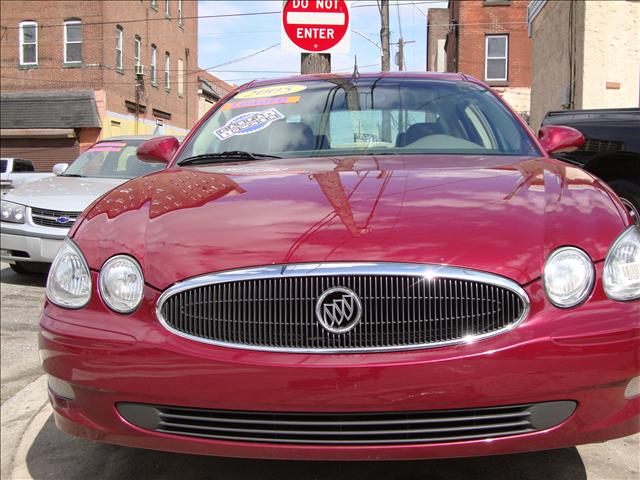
[64,140,165,178]
[178,77,540,162]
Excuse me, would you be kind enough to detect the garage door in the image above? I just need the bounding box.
[0,137,80,172]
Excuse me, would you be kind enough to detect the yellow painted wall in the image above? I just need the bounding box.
[102,112,189,139]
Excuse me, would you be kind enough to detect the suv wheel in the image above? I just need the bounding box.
[609,180,640,225]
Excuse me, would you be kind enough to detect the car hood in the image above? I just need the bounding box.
[73,155,627,290]
[2,176,126,211]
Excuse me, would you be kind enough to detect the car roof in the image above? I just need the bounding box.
[245,71,472,89]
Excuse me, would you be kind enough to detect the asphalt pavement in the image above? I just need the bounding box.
[1,262,638,480]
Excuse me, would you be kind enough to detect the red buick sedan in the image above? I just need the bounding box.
[40,73,639,461]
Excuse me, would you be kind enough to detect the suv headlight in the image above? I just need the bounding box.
[603,225,640,301]
[46,238,92,308]
[1,201,26,224]
[99,255,144,313]
[544,246,595,308]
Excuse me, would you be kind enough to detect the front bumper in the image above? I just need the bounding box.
[1,232,65,263]
[1,220,68,263]
[39,272,640,460]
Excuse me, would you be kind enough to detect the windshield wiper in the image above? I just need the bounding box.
[61,173,84,177]
[178,151,281,166]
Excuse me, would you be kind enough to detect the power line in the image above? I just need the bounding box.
[0,1,445,30]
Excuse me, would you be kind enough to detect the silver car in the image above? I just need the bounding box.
[0,136,167,274]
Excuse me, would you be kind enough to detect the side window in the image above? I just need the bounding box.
[64,19,83,64]
[485,35,508,82]
[115,26,124,70]
[15,160,35,172]
[19,21,38,65]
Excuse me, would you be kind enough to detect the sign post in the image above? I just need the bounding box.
[281,0,351,74]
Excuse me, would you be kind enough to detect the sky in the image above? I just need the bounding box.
[197,0,448,86]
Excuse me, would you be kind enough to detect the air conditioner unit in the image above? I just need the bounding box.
[135,64,145,76]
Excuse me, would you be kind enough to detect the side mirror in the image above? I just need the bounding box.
[136,136,180,164]
[52,163,69,175]
[538,125,585,155]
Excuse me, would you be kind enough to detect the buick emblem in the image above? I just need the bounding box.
[315,287,362,334]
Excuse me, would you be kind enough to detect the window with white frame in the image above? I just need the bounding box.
[178,0,183,24]
[115,26,123,70]
[164,52,171,89]
[134,35,141,66]
[150,44,157,84]
[485,35,508,82]
[19,21,38,65]
[64,19,82,63]
[177,58,184,96]
[165,0,170,17]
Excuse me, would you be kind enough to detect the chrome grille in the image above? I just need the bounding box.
[118,401,576,445]
[31,207,81,228]
[157,264,529,352]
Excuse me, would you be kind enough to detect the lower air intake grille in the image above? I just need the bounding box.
[118,401,576,446]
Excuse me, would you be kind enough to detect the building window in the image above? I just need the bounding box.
[150,44,157,84]
[178,0,183,25]
[115,26,124,70]
[19,21,38,65]
[134,35,141,66]
[177,58,184,96]
[64,19,82,64]
[485,34,508,82]
[165,0,170,17]
[164,52,171,89]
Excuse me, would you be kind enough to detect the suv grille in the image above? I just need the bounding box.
[117,401,576,446]
[158,264,529,353]
[31,207,81,228]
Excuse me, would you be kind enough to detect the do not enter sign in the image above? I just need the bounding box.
[281,0,351,53]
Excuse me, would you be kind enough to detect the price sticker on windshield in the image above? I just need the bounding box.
[214,108,285,140]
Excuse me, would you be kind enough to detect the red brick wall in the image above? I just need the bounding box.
[0,0,199,130]
[446,0,531,88]
[100,0,199,130]
[0,1,105,90]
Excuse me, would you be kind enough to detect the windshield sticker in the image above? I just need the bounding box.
[235,84,306,99]
[90,142,126,153]
[221,96,301,111]
[214,108,284,140]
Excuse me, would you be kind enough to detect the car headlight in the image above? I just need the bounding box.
[544,246,595,308]
[99,255,144,313]
[46,238,92,309]
[603,225,640,301]
[1,201,26,224]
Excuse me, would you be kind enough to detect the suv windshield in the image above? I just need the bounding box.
[64,140,165,178]
[178,77,540,162]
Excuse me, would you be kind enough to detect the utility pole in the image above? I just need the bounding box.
[380,0,390,72]
[301,53,331,74]
[395,39,415,71]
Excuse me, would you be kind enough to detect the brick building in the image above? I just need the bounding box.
[445,0,531,118]
[0,0,232,171]
[426,8,449,72]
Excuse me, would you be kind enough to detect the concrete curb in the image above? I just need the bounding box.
[0,375,48,480]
